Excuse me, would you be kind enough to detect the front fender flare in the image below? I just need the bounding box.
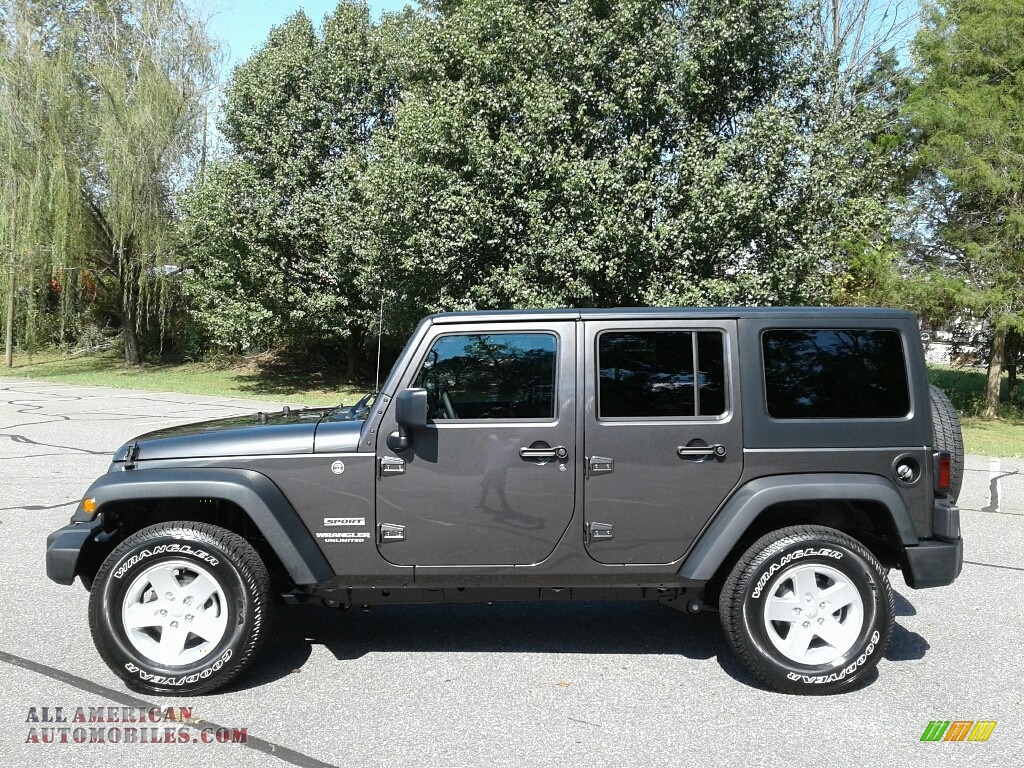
[81,468,333,586]
[678,473,919,582]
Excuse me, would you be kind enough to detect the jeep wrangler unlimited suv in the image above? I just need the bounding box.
[46,307,963,695]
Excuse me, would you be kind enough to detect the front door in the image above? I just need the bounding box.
[375,322,576,566]
[583,320,743,564]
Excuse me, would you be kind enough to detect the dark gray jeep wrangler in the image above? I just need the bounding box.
[46,307,963,695]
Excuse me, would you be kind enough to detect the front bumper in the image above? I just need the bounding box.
[45,518,104,586]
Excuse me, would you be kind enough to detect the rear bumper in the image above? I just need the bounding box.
[45,519,104,586]
[901,537,963,588]
[901,498,963,589]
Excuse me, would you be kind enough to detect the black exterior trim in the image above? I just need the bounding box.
[901,538,963,588]
[678,473,919,581]
[76,468,334,585]
[931,500,960,539]
[45,519,104,585]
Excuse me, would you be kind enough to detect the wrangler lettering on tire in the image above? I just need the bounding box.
[720,525,894,695]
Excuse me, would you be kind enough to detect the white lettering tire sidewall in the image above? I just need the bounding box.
[722,527,894,694]
[89,524,269,695]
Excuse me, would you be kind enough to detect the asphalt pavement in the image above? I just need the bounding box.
[0,377,1021,768]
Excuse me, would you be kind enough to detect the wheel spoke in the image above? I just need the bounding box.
[785,624,814,659]
[181,573,219,606]
[814,615,856,650]
[123,602,161,630]
[156,622,190,665]
[146,567,181,598]
[766,597,799,622]
[820,581,859,611]
[792,568,818,601]
[187,609,227,644]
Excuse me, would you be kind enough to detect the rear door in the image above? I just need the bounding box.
[582,320,743,564]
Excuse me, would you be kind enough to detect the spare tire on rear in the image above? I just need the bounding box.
[929,385,964,503]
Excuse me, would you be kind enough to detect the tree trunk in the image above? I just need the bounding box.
[345,327,362,383]
[121,307,142,367]
[982,326,1006,420]
[1007,330,1019,403]
[4,270,14,369]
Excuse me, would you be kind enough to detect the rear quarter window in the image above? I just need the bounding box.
[762,329,910,419]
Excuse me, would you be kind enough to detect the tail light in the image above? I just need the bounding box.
[935,451,951,495]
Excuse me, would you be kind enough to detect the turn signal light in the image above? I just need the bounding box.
[82,498,98,517]
[936,452,951,495]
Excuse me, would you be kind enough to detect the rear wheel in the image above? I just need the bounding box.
[720,525,894,695]
[89,521,271,695]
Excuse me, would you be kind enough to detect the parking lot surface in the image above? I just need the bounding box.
[1,378,1021,767]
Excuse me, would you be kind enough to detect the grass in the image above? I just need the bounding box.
[0,348,366,407]
[928,365,1024,457]
[2,350,1021,457]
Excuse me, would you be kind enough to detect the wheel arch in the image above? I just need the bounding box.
[679,474,918,584]
[79,468,334,588]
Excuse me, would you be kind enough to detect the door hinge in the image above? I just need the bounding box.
[587,522,614,542]
[378,456,406,477]
[378,523,406,542]
[587,456,614,475]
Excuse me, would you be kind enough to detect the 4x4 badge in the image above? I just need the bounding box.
[331,461,346,475]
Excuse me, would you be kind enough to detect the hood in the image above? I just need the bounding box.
[116,407,336,462]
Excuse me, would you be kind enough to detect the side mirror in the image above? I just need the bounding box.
[388,388,428,452]
[395,388,428,428]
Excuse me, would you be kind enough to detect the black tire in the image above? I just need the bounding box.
[720,525,894,695]
[930,385,964,502]
[89,522,271,696]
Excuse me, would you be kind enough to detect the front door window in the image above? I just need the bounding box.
[414,333,557,421]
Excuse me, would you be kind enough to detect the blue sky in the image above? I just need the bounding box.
[200,1,414,72]
[201,1,921,76]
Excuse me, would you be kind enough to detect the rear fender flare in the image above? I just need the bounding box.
[678,474,918,582]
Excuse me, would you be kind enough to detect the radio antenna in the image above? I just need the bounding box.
[374,291,385,395]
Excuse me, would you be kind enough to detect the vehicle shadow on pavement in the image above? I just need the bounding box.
[227,595,932,695]
[228,601,725,692]
[885,591,930,661]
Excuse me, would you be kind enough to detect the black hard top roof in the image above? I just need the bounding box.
[428,306,918,324]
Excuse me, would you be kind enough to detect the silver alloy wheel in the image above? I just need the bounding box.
[120,559,229,667]
[762,563,864,666]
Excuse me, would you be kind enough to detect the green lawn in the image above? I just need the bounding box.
[2,351,1022,457]
[928,365,1023,457]
[0,349,366,407]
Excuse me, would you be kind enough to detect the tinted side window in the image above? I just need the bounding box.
[598,331,727,418]
[413,333,557,420]
[762,329,910,419]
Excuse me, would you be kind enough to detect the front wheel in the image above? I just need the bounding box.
[89,522,271,695]
[719,525,894,694]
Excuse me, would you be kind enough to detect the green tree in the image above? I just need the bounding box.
[363,0,916,327]
[907,0,1024,418]
[364,0,690,324]
[1,1,89,364]
[180,1,393,378]
[0,0,216,365]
